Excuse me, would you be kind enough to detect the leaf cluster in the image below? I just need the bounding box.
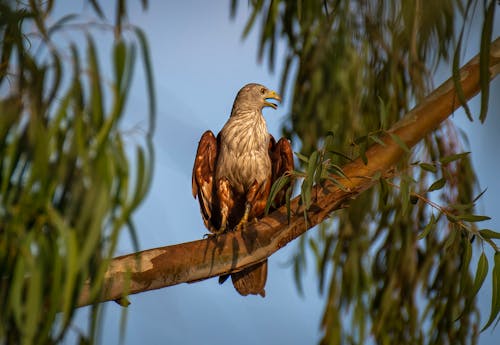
[236,0,498,344]
[0,1,154,343]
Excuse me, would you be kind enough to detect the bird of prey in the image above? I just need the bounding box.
[192,83,293,297]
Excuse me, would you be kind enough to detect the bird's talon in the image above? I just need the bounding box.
[235,220,248,232]
[203,226,226,239]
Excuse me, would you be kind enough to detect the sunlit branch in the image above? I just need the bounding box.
[78,37,500,308]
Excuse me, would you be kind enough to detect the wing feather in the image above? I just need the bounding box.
[192,130,218,230]
[269,135,294,208]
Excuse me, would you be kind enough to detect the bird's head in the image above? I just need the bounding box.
[231,83,282,115]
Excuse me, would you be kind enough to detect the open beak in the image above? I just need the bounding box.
[264,90,282,109]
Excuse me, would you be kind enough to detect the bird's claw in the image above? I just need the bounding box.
[204,225,227,239]
[235,219,247,232]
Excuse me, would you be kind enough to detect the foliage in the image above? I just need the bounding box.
[234,0,499,344]
[0,1,154,343]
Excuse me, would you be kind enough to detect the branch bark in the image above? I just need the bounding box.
[78,37,500,307]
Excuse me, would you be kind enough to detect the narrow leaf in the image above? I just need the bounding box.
[294,151,309,163]
[457,214,491,222]
[473,188,488,203]
[369,134,386,146]
[471,253,489,304]
[480,229,500,240]
[327,150,353,162]
[419,163,438,173]
[481,252,500,331]
[418,214,436,240]
[379,177,389,205]
[428,178,446,192]
[457,248,487,321]
[388,133,410,153]
[134,27,156,131]
[265,175,290,215]
[478,0,495,123]
[452,30,473,121]
[439,151,470,165]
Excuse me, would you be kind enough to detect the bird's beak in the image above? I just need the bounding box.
[264,90,282,109]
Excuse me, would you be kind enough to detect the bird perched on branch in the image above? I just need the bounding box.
[192,83,293,297]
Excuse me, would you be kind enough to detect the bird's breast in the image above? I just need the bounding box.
[216,114,271,194]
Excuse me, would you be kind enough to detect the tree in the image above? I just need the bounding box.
[0,1,154,343]
[235,1,499,344]
[75,35,500,344]
[1,1,499,345]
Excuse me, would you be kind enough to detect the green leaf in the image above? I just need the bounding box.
[242,0,263,38]
[10,254,26,328]
[480,229,500,240]
[327,150,353,162]
[378,95,388,129]
[114,40,127,91]
[369,134,386,147]
[418,214,436,240]
[452,28,473,121]
[87,35,104,127]
[25,255,42,343]
[457,249,488,321]
[309,238,320,261]
[419,163,438,173]
[379,177,389,205]
[318,235,333,295]
[400,175,410,215]
[134,27,156,131]
[456,214,491,222]
[481,252,500,331]
[314,155,324,186]
[439,151,470,165]
[473,188,488,203]
[327,163,348,180]
[285,186,292,223]
[301,151,318,209]
[293,254,304,297]
[388,132,410,153]
[461,239,473,292]
[294,151,309,163]
[265,174,290,215]
[325,176,348,192]
[48,14,78,36]
[428,178,446,192]
[472,253,489,305]
[478,0,495,123]
[88,0,105,18]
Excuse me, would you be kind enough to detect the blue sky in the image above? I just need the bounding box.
[57,2,500,344]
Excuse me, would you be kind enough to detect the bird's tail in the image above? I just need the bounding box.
[230,259,268,297]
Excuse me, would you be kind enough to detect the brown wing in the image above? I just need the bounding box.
[192,130,218,231]
[269,135,294,208]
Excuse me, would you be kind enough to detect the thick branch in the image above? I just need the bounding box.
[78,37,500,307]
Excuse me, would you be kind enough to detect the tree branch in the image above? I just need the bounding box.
[78,37,500,307]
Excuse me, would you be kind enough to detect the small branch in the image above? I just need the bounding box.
[78,37,500,307]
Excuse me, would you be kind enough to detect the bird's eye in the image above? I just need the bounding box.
[260,87,266,94]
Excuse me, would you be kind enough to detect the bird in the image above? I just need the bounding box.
[192,83,293,297]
